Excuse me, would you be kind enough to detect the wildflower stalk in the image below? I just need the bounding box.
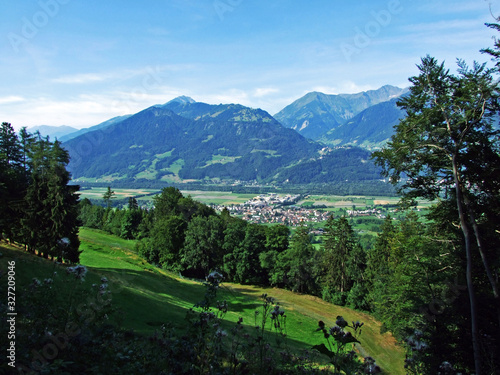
[314,317,380,374]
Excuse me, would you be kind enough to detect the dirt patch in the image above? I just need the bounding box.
[333,201,354,206]
[373,200,391,205]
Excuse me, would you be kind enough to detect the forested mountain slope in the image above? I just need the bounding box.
[274,85,406,140]
[64,101,385,187]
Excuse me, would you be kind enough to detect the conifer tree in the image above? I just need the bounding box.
[285,223,317,294]
[365,215,395,310]
[373,55,500,374]
[321,216,364,305]
[2,130,83,262]
[0,122,24,241]
[103,186,116,210]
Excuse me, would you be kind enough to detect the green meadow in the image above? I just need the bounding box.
[1,228,406,374]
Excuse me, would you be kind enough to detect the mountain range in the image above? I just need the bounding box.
[58,115,132,142]
[64,102,322,183]
[27,125,78,139]
[57,86,406,190]
[274,85,406,140]
[319,97,404,149]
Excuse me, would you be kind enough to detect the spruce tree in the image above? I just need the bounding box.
[285,224,317,294]
[321,216,364,305]
[15,132,81,262]
[373,56,500,374]
[0,122,24,241]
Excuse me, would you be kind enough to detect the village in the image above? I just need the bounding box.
[210,193,389,226]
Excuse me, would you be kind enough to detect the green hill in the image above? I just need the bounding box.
[63,102,388,189]
[0,229,405,374]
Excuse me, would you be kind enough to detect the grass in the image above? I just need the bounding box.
[1,228,406,374]
[202,155,241,168]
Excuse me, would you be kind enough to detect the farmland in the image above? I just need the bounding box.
[77,187,428,209]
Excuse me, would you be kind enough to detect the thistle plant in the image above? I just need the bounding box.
[403,330,428,375]
[314,317,380,374]
[185,270,229,374]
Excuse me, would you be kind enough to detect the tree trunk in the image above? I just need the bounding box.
[453,156,481,375]
[466,205,500,339]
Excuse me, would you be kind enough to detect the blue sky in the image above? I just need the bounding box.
[1,0,499,130]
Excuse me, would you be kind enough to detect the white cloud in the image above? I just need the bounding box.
[0,96,25,105]
[5,84,193,129]
[310,82,375,95]
[52,73,111,84]
[254,87,280,98]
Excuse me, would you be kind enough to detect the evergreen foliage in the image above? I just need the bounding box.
[62,103,387,188]
[373,52,500,374]
[0,124,81,262]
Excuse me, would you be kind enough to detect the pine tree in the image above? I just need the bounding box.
[103,186,116,210]
[285,223,317,294]
[45,140,81,262]
[373,56,500,374]
[321,216,364,305]
[18,133,81,262]
[0,122,24,241]
[365,215,395,310]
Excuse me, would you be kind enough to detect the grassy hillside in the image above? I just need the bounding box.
[1,229,405,373]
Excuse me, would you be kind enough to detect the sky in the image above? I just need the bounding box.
[1,0,499,130]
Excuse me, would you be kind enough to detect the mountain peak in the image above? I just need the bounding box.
[274,85,406,140]
[166,96,196,105]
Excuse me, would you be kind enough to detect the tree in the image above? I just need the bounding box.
[320,216,365,306]
[128,197,139,211]
[181,215,225,278]
[222,217,248,280]
[139,215,187,269]
[44,140,81,262]
[102,186,116,210]
[121,208,143,240]
[260,225,290,285]
[17,133,81,262]
[365,215,395,311]
[373,56,500,374]
[232,224,267,284]
[265,224,290,253]
[283,224,318,294]
[0,122,24,241]
[153,187,184,219]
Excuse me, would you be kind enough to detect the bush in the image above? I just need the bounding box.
[346,282,370,311]
[322,288,348,306]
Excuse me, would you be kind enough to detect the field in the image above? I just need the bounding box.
[78,188,259,206]
[298,194,434,210]
[78,187,160,201]
[0,229,406,374]
[79,187,434,208]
